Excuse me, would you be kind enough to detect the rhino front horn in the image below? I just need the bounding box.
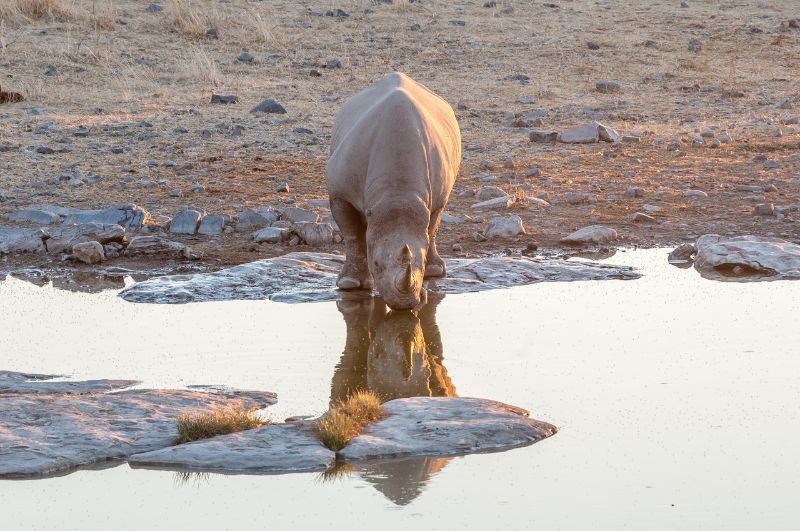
[395,262,414,294]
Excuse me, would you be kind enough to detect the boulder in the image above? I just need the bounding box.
[560,225,618,244]
[170,209,203,235]
[339,397,557,461]
[0,226,47,253]
[253,227,288,243]
[668,243,696,262]
[237,208,278,230]
[128,423,334,474]
[125,236,196,259]
[72,241,105,264]
[294,222,334,246]
[0,372,276,478]
[281,207,319,223]
[694,235,800,278]
[119,252,640,304]
[61,204,147,229]
[558,123,599,143]
[485,215,525,239]
[45,223,125,253]
[197,215,226,235]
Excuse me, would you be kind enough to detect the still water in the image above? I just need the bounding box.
[1,249,799,530]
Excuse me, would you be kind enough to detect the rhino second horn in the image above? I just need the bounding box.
[400,244,413,265]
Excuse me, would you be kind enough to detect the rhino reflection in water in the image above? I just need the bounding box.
[331,293,456,505]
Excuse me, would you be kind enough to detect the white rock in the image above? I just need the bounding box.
[72,241,105,264]
[197,215,226,235]
[0,226,47,253]
[558,123,600,143]
[524,196,550,207]
[237,208,278,230]
[170,209,203,235]
[253,227,288,244]
[280,207,319,223]
[485,215,525,239]
[683,189,708,198]
[694,234,800,278]
[560,225,618,244]
[294,222,334,246]
[440,213,464,223]
[470,196,512,210]
[129,423,334,474]
[475,185,508,202]
[339,397,557,461]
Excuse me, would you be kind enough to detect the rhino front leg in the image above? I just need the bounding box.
[331,198,373,290]
[425,207,446,278]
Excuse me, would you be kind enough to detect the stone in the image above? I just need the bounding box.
[587,41,600,50]
[475,186,508,202]
[529,130,558,143]
[564,191,591,205]
[560,225,618,244]
[632,212,656,223]
[624,187,645,198]
[7,208,61,225]
[275,182,290,193]
[339,397,557,461]
[35,145,55,154]
[558,123,599,144]
[129,423,334,474]
[281,207,319,223]
[736,184,763,192]
[294,222,334,246]
[595,80,621,94]
[119,252,640,304]
[237,208,278,230]
[237,51,254,63]
[485,215,525,239]
[688,38,702,52]
[325,8,349,17]
[683,189,708,198]
[146,3,162,12]
[525,167,541,177]
[694,235,800,278]
[668,243,696,262]
[0,226,47,253]
[253,227,288,244]
[0,371,136,394]
[764,184,778,193]
[250,99,287,114]
[210,94,238,104]
[0,372,275,478]
[753,203,776,216]
[72,241,105,264]
[441,213,464,223]
[470,196,512,210]
[45,223,125,254]
[197,215,226,235]
[169,209,203,234]
[22,204,147,229]
[125,236,196,259]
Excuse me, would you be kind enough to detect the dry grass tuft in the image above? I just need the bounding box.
[178,45,222,86]
[166,0,220,39]
[175,402,267,444]
[0,0,74,25]
[86,0,117,31]
[315,390,384,452]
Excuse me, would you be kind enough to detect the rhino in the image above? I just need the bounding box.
[326,72,461,310]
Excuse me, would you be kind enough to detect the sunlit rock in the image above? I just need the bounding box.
[694,235,800,278]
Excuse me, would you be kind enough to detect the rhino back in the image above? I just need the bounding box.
[326,73,461,213]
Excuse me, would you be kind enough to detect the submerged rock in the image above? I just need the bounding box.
[694,235,800,278]
[129,423,334,474]
[0,372,276,478]
[339,397,557,460]
[119,252,640,304]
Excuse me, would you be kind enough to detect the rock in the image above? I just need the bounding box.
[688,38,702,52]
[563,191,591,205]
[210,94,238,104]
[692,135,704,146]
[325,8,349,17]
[0,372,275,478]
[294,222,334,246]
[275,182,290,193]
[624,187,645,198]
[560,225,618,244]
[736,184,763,192]
[485,215,525,239]
[35,145,55,154]
[237,51,254,63]
[595,80,621,94]
[72,241,105,264]
[250,99,287,114]
[475,172,496,182]
[694,235,800,278]
[281,207,319,223]
[170,188,182,197]
[7,208,61,225]
[22,204,147,229]
[0,226,47,253]
[632,212,656,223]
[719,132,732,143]
[558,123,599,144]
[253,227,288,244]
[753,203,776,216]
[197,215,226,235]
[525,196,550,207]
[0,371,136,394]
[529,129,558,143]
[129,423,334,474]
[597,123,619,143]
[470,196,512,210]
[146,3,162,12]
[119,252,640,304]
[668,243,696,262]
[45,223,125,254]
[170,209,203,235]
[440,213,464,223]
[764,184,778,193]
[237,207,278,230]
[126,236,197,259]
[525,167,541,177]
[339,397,556,461]
[475,185,508,202]
[587,41,600,50]
[683,189,708,198]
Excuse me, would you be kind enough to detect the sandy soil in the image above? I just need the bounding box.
[1,0,799,275]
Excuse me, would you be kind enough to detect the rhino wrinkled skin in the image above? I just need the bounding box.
[326,72,462,309]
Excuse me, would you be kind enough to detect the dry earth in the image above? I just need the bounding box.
[1,0,799,276]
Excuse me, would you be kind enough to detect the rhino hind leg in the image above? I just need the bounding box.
[331,198,373,290]
[424,207,446,279]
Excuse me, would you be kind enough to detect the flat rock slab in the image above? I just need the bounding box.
[0,372,276,478]
[694,234,800,279]
[129,423,335,474]
[11,204,147,229]
[0,226,46,253]
[0,371,137,394]
[339,397,557,461]
[119,252,639,304]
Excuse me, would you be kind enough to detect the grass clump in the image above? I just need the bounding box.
[0,0,73,25]
[175,402,267,444]
[315,390,384,452]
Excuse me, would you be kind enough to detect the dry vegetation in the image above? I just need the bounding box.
[316,390,384,452]
[175,402,267,444]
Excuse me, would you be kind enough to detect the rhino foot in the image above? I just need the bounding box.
[424,263,445,279]
[337,274,374,291]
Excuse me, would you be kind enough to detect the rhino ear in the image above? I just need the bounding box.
[400,244,413,265]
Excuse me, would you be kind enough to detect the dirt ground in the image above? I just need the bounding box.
[1,0,799,276]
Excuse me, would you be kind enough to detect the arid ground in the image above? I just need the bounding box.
[1,0,799,273]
